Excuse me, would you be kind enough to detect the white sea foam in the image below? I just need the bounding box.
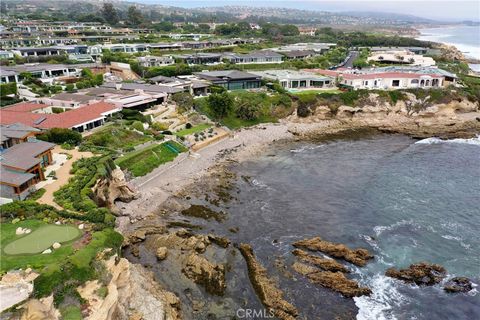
[415,136,480,146]
[290,145,325,153]
[354,274,407,320]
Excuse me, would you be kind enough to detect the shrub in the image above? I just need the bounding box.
[52,107,65,114]
[150,122,169,131]
[37,128,82,145]
[130,120,145,132]
[121,109,149,123]
[0,82,18,96]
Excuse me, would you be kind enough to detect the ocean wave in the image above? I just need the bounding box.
[290,145,325,153]
[415,135,480,146]
[354,274,408,320]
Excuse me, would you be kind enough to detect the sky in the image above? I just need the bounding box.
[135,1,480,22]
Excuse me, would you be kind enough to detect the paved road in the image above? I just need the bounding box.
[342,50,360,69]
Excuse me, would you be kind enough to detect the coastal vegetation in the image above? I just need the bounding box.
[196,91,293,129]
[115,141,187,177]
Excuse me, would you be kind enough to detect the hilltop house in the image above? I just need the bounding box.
[222,51,283,64]
[253,70,333,90]
[137,55,175,68]
[194,70,262,90]
[308,66,457,90]
[174,53,223,65]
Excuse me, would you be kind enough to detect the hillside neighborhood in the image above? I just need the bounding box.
[0,1,479,319]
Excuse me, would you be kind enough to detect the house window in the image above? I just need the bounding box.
[374,80,377,86]
[392,80,400,87]
[411,79,419,84]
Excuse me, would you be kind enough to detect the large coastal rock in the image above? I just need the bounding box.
[292,237,373,267]
[0,269,39,313]
[385,262,447,286]
[444,277,473,293]
[92,167,137,215]
[292,262,371,298]
[292,249,349,273]
[20,295,60,320]
[239,244,298,320]
[78,256,180,320]
[182,253,226,296]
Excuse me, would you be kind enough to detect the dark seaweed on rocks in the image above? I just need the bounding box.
[181,204,226,222]
[385,262,447,286]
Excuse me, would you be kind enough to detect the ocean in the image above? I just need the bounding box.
[226,134,480,319]
[417,25,480,71]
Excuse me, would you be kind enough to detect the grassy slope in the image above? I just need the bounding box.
[115,141,187,177]
[84,125,152,151]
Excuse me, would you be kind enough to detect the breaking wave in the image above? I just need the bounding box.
[415,136,480,146]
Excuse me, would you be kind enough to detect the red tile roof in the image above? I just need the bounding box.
[2,102,46,112]
[0,102,119,129]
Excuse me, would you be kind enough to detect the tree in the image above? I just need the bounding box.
[37,128,82,145]
[127,5,143,27]
[172,92,194,114]
[235,101,261,121]
[102,3,119,26]
[207,92,233,119]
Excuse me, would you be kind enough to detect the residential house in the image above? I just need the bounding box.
[0,123,41,150]
[174,53,223,65]
[298,27,317,36]
[280,50,317,60]
[194,70,262,90]
[137,55,175,68]
[222,51,283,64]
[41,93,99,109]
[308,66,457,90]
[0,101,121,132]
[253,70,333,90]
[0,139,55,200]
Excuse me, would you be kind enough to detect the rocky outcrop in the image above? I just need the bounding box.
[292,249,349,273]
[0,269,39,313]
[182,253,226,296]
[292,262,371,298]
[239,243,298,320]
[156,247,168,260]
[78,256,181,320]
[289,94,480,140]
[444,277,473,293]
[385,262,446,286]
[143,229,231,295]
[292,237,373,267]
[20,295,60,320]
[92,168,137,215]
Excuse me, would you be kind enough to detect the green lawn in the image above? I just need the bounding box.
[220,114,278,130]
[115,141,187,177]
[3,225,81,255]
[1,220,77,272]
[175,123,212,137]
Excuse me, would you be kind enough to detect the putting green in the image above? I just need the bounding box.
[3,225,81,255]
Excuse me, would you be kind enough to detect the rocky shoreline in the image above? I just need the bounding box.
[109,95,479,319]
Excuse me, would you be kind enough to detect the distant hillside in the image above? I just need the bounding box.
[2,0,446,26]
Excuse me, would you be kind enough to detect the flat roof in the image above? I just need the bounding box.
[50,93,95,103]
[253,70,332,81]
